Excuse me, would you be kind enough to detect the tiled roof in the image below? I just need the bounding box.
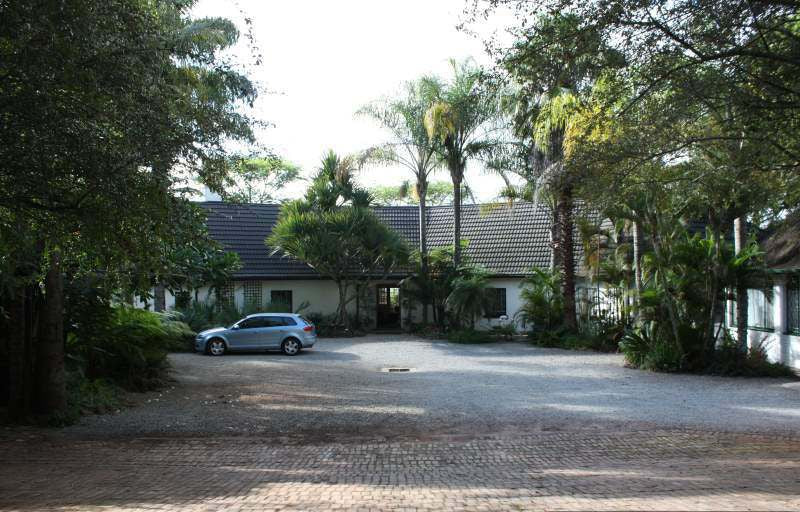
[198,201,584,279]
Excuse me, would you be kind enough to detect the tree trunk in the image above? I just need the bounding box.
[154,283,166,312]
[4,284,35,419]
[550,206,561,271]
[558,187,576,331]
[35,250,66,416]
[336,281,349,329]
[417,178,429,325]
[632,220,643,294]
[451,169,463,267]
[734,217,748,352]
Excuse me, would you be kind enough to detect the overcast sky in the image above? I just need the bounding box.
[192,0,512,202]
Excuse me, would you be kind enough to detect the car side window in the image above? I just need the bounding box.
[237,317,264,329]
[281,317,297,326]
[260,317,284,328]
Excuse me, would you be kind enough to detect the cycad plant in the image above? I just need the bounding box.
[446,265,491,329]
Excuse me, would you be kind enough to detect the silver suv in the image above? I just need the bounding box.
[195,313,316,356]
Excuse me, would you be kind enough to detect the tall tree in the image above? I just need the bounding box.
[0,0,257,417]
[359,80,441,322]
[223,157,301,204]
[424,59,504,267]
[268,151,409,328]
[499,13,622,330]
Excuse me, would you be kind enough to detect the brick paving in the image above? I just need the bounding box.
[1,429,799,511]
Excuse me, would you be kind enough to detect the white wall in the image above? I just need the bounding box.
[748,276,799,369]
[723,275,800,370]
[188,279,343,315]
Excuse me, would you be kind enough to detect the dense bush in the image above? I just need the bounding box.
[490,323,517,340]
[304,312,365,337]
[67,306,194,392]
[706,339,797,378]
[516,268,564,331]
[529,327,619,352]
[620,325,796,377]
[447,328,494,344]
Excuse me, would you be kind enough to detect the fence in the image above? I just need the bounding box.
[576,286,626,330]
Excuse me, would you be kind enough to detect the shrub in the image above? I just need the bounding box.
[707,338,797,378]
[529,326,618,352]
[408,323,447,339]
[447,328,493,344]
[67,306,191,392]
[516,268,563,331]
[304,312,364,337]
[619,323,684,372]
[490,323,517,340]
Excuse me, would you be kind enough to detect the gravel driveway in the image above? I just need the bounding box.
[65,334,800,439]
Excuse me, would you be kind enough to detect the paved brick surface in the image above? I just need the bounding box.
[1,429,799,511]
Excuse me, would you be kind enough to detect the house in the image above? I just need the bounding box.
[152,200,592,331]
[723,212,800,369]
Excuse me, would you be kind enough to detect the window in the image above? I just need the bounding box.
[788,276,800,335]
[280,316,297,326]
[270,290,293,312]
[216,282,234,307]
[237,317,267,329]
[243,281,262,308]
[238,316,286,329]
[747,287,774,331]
[485,288,507,318]
[262,316,286,327]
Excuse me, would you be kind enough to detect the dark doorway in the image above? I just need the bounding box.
[376,286,400,329]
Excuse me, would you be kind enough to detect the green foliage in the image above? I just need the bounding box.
[516,268,564,331]
[268,151,409,328]
[619,325,796,377]
[529,327,618,352]
[67,306,193,392]
[0,0,258,417]
[369,181,471,206]
[223,157,301,204]
[447,328,494,344]
[446,266,491,329]
[303,312,363,338]
[490,323,517,340]
[707,339,797,378]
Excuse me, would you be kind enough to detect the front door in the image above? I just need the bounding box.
[376,286,400,329]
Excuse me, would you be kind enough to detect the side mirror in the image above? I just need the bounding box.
[231,324,240,330]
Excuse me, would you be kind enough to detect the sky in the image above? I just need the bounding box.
[192,0,512,202]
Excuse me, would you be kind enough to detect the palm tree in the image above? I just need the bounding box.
[424,59,503,267]
[359,80,441,322]
[519,88,582,330]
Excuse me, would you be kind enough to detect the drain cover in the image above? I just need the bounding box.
[380,367,415,373]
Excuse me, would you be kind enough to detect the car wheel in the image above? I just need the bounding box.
[206,338,227,356]
[281,337,301,356]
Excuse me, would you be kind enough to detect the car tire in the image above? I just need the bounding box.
[206,338,227,356]
[281,337,301,356]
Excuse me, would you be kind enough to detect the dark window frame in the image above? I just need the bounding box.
[270,290,293,313]
[747,286,774,332]
[788,275,800,335]
[484,287,507,318]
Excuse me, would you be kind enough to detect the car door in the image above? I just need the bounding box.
[226,317,264,350]
[258,316,286,348]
